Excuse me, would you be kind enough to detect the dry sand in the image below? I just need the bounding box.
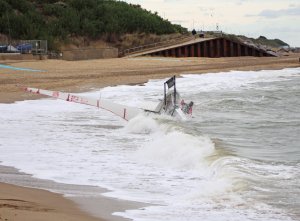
[0,55,299,221]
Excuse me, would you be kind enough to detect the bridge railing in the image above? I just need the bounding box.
[119,35,193,57]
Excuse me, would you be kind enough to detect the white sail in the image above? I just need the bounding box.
[23,76,193,121]
[24,87,142,121]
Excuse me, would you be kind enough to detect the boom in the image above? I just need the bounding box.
[22,76,192,121]
[24,87,142,121]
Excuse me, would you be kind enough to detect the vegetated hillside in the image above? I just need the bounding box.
[193,31,289,50]
[0,0,187,50]
[223,33,289,49]
[250,36,289,48]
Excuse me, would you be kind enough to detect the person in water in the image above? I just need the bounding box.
[180,100,193,114]
[188,101,193,114]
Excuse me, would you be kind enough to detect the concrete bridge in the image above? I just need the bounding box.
[123,37,277,58]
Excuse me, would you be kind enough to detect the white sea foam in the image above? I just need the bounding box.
[134,131,214,170]
[0,68,299,221]
[124,115,160,134]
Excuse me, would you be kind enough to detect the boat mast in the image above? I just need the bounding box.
[173,75,176,105]
[164,81,167,108]
[164,75,176,108]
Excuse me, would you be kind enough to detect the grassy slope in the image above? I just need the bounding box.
[0,0,187,50]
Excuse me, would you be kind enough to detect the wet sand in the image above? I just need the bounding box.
[0,55,299,220]
[0,165,146,221]
[0,182,105,221]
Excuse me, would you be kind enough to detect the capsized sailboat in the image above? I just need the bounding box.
[23,76,193,121]
[143,76,193,120]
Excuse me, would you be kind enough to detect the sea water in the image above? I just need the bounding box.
[0,68,299,221]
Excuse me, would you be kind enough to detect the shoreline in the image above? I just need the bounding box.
[1,55,299,104]
[0,165,147,221]
[0,55,299,220]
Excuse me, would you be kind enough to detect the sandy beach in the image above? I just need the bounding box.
[0,165,145,221]
[0,55,299,221]
[0,55,299,103]
[0,182,104,221]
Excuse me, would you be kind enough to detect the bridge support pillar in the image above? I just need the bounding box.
[190,45,195,57]
[244,46,248,56]
[209,40,214,57]
[237,44,241,56]
[223,39,228,56]
[183,46,188,57]
[216,39,220,57]
[230,42,234,57]
[171,48,176,57]
[197,43,201,57]
[203,41,207,57]
[176,48,181,57]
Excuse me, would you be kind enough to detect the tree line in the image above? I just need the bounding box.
[0,0,187,49]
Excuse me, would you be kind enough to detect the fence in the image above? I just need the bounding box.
[119,35,194,57]
[0,40,47,55]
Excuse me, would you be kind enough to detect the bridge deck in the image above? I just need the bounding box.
[124,37,276,58]
[124,37,216,57]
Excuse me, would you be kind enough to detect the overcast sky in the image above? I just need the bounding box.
[126,0,300,47]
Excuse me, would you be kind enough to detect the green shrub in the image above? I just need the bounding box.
[0,0,187,50]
